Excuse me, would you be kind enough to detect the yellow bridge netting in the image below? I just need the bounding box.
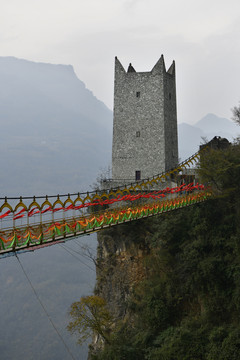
[0,146,211,254]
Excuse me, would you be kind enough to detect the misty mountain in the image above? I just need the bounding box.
[0,58,239,360]
[0,57,112,196]
[0,57,238,197]
[178,113,239,161]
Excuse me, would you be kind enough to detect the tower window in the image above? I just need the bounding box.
[136,91,140,98]
[135,171,141,180]
[169,93,172,100]
[136,131,140,137]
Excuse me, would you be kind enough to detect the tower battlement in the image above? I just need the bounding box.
[112,56,178,184]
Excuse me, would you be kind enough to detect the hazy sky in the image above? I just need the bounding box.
[1,0,240,124]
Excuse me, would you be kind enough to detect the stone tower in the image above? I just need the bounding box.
[112,55,178,183]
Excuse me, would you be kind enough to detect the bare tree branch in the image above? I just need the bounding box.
[231,102,240,126]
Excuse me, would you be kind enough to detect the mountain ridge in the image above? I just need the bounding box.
[0,56,112,196]
[0,56,239,196]
[178,113,239,160]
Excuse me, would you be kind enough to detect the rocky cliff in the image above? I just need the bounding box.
[88,219,152,357]
[95,221,150,318]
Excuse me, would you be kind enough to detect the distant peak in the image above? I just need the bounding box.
[0,56,75,72]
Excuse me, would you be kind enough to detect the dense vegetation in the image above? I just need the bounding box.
[91,142,240,359]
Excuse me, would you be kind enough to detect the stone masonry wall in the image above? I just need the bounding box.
[112,56,178,182]
[164,68,178,170]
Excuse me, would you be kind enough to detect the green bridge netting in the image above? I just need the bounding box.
[0,146,211,254]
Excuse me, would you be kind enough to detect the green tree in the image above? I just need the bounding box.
[67,295,113,345]
[72,140,240,359]
[198,142,240,198]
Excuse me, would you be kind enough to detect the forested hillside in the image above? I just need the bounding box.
[89,142,240,359]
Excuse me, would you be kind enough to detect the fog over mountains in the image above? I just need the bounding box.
[1,59,239,360]
[0,57,112,196]
[178,113,239,161]
[0,57,239,196]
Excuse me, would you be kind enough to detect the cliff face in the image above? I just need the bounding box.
[88,145,240,360]
[88,220,152,358]
[95,220,151,320]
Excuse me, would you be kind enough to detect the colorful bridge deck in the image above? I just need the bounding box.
[0,147,211,254]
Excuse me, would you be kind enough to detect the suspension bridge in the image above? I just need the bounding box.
[0,146,211,255]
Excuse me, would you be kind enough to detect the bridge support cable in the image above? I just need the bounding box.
[59,243,95,272]
[0,186,212,254]
[73,239,98,260]
[15,253,76,360]
[0,147,212,254]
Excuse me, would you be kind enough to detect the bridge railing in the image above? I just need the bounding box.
[0,146,211,254]
[0,183,211,252]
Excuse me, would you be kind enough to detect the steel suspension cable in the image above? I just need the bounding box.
[59,244,95,272]
[73,239,97,257]
[15,253,76,360]
[0,146,207,200]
